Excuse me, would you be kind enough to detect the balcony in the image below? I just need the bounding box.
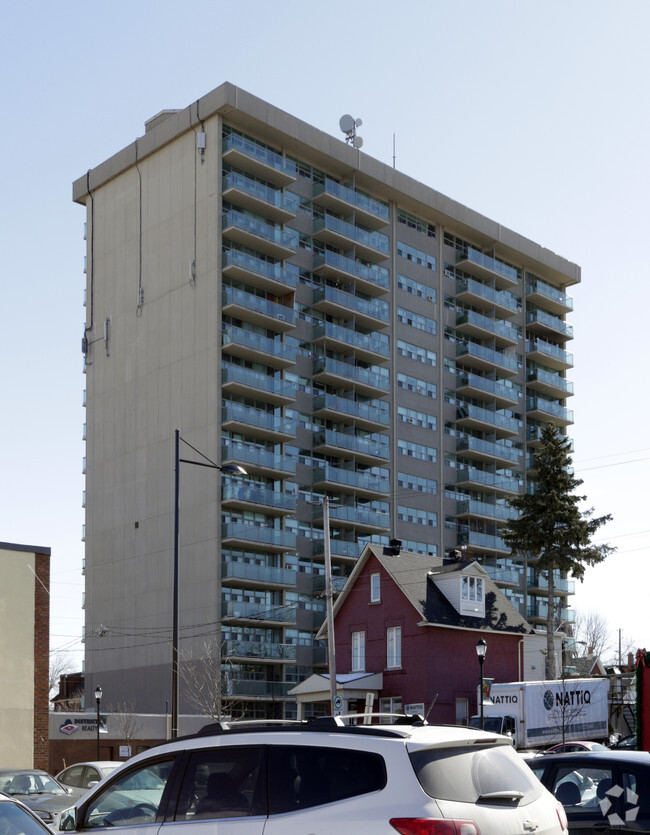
[222,639,297,662]
[312,323,389,363]
[312,502,390,533]
[222,172,298,223]
[222,134,297,187]
[456,372,519,407]
[456,467,521,496]
[455,247,518,288]
[313,215,389,263]
[526,397,574,426]
[312,465,390,497]
[312,357,389,398]
[455,278,519,317]
[456,311,519,346]
[221,600,297,626]
[221,366,296,406]
[455,403,520,436]
[525,310,573,342]
[456,342,519,375]
[456,436,521,466]
[483,565,522,586]
[312,286,389,329]
[456,499,515,523]
[526,368,574,399]
[526,338,573,370]
[221,443,298,477]
[526,279,573,315]
[222,210,298,260]
[457,531,509,554]
[313,251,389,296]
[311,538,364,561]
[222,326,297,369]
[222,287,295,331]
[222,250,297,295]
[221,403,296,442]
[224,679,294,700]
[221,483,297,514]
[222,561,296,589]
[527,574,575,596]
[312,393,390,431]
[312,429,389,464]
[527,601,575,623]
[221,522,296,553]
[312,180,389,229]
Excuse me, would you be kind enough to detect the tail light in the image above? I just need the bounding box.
[556,802,568,831]
[390,820,479,835]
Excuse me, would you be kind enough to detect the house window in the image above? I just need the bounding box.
[351,631,365,672]
[461,575,484,603]
[455,697,469,726]
[387,626,402,669]
[379,696,403,721]
[370,573,381,603]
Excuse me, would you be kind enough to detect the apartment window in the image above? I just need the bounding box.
[387,626,402,669]
[370,573,381,603]
[351,631,366,672]
[397,307,437,335]
[397,241,436,270]
[398,506,437,527]
[397,340,437,367]
[397,274,436,302]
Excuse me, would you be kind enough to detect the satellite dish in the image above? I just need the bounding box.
[339,114,355,134]
[355,118,363,128]
[353,136,363,149]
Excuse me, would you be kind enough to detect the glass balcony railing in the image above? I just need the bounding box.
[222,250,298,289]
[221,404,297,436]
[313,357,389,392]
[456,342,519,372]
[526,279,573,311]
[527,339,573,367]
[312,465,390,494]
[221,443,298,474]
[312,393,390,426]
[527,574,575,594]
[527,368,574,396]
[456,436,521,464]
[312,539,364,559]
[456,468,521,493]
[222,172,298,216]
[221,483,297,512]
[221,522,296,550]
[222,326,297,363]
[457,531,508,552]
[457,372,519,404]
[222,639,297,660]
[221,366,296,400]
[456,403,520,433]
[222,600,297,622]
[222,134,297,181]
[313,323,390,357]
[313,180,389,223]
[222,210,298,252]
[456,310,519,342]
[457,247,518,285]
[527,602,575,622]
[312,429,390,460]
[313,250,390,291]
[484,566,522,585]
[222,286,296,325]
[526,309,573,339]
[224,679,295,699]
[312,286,390,323]
[456,278,519,312]
[313,215,389,256]
[456,499,515,522]
[312,503,389,529]
[526,397,574,423]
[222,561,296,586]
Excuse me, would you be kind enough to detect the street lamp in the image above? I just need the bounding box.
[94,686,102,759]
[172,429,246,739]
[476,638,487,730]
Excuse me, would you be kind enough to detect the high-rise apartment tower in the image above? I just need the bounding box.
[73,83,579,718]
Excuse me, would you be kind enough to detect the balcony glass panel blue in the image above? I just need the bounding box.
[312,539,364,559]
[221,404,297,435]
[313,215,389,254]
[457,531,508,551]
[222,483,297,511]
[221,522,296,550]
[456,436,521,464]
[222,250,298,288]
[312,394,390,425]
[526,397,574,423]
[456,468,520,492]
[313,251,390,289]
[222,600,297,622]
[456,278,519,312]
[225,679,294,698]
[313,357,389,391]
[222,639,297,660]
[527,368,574,395]
[456,499,515,522]
[527,574,575,594]
[222,562,296,586]
[457,246,518,284]
[527,601,575,622]
[457,372,518,403]
[313,323,389,357]
[526,309,573,338]
[319,504,390,529]
[312,429,389,459]
[222,286,296,325]
[526,279,573,310]
[222,210,299,250]
[313,180,389,222]
[456,403,520,433]
[457,310,519,341]
[222,366,296,399]
[222,172,298,214]
[313,465,390,494]
[312,286,389,322]
[222,326,297,361]
[222,134,297,179]
[456,342,519,372]
[483,566,522,584]
[527,339,573,366]
[221,443,298,473]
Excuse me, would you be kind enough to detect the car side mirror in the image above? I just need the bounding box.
[87,781,98,788]
[60,808,77,831]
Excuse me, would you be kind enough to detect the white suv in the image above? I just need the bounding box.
[59,715,567,834]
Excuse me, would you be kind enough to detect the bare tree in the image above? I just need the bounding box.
[109,701,142,757]
[180,639,242,722]
[49,652,76,704]
[573,609,611,661]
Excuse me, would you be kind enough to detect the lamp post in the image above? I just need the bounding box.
[172,429,246,739]
[476,638,487,730]
[94,685,102,759]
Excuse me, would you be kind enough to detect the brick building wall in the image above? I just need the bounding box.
[33,551,50,770]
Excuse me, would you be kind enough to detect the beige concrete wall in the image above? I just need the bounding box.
[0,547,35,767]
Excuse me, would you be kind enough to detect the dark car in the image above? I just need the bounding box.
[0,794,57,835]
[528,749,650,831]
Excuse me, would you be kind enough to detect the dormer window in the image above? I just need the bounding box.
[462,575,484,604]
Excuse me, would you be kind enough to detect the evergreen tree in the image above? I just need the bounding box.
[502,423,614,678]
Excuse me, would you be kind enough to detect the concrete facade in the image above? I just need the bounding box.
[0,542,50,769]
[73,82,579,719]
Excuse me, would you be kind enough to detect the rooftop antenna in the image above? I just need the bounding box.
[339,114,363,149]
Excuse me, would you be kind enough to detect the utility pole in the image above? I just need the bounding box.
[323,497,337,712]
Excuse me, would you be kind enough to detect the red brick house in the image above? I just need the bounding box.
[295,545,533,724]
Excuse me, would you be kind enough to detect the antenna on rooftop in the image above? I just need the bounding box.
[339,114,363,149]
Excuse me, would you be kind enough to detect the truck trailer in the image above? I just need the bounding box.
[470,678,609,750]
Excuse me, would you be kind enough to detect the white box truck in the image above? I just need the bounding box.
[469,678,609,750]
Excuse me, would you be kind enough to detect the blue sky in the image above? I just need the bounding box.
[1,0,648,670]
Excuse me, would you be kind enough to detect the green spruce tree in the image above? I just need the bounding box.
[502,423,614,678]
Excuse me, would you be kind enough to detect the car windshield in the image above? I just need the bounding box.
[0,801,53,835]
[0,773,66,796]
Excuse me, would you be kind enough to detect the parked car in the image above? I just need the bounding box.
[0,793,58,835]
[0,770,74,829]
[544,741,609,754]
[611,734,637,750]
[59,715,568,834]
[528,749,650,831]
[55,763,122,799]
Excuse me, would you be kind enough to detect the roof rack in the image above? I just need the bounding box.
[191,713,427,740]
